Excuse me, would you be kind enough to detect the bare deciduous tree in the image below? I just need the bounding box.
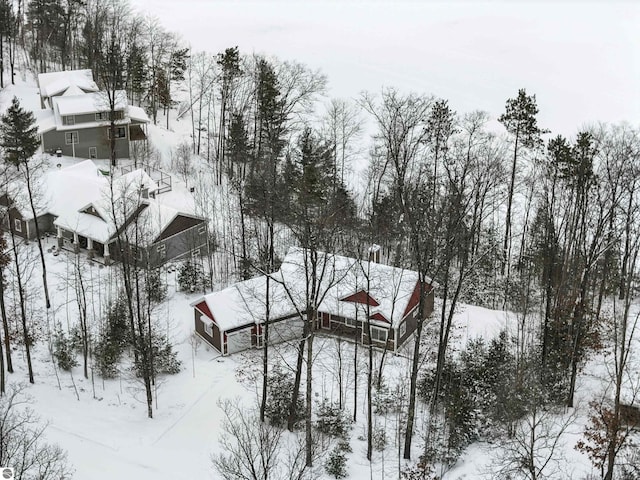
[213,398,314,480]
[0,384,73,479]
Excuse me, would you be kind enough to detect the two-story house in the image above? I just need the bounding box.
[0,160,208,267]
[36,70,149,160]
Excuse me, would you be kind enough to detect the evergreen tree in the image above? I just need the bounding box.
[0,97,40,165]
[1,97,52,311]
[216,46,242,179]
[498,89,546,276]
[244,58,287,428]
[164,46,189,129]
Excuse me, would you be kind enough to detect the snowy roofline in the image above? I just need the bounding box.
[192,247,437,332]
[38,69,99,98]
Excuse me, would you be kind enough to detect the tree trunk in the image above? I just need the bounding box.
[260,274,270,423]
[23,164,51,309]
[9,225,34,384]
[0,271,13,374]
[403,295,426,460]
[366,316,373,461]
[503,128,519,276]
[305,322,313,466]
[353,326,358,422]
[288,335,305,431]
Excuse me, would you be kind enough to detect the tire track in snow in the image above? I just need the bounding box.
[49,424,165,475]
[49,424,120,452]
[152,373,221,446]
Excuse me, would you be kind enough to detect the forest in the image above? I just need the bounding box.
[0,0,639,479]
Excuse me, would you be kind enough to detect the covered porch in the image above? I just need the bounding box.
[56,226,114,265]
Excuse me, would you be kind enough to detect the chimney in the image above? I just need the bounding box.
[367,244,381,263]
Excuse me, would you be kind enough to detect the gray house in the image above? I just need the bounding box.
[0,160,208,267]
[36,70,149,160]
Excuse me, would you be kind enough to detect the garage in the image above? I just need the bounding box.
[225,328,252,354]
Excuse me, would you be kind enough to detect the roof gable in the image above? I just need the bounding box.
[340,290,380,307]
[79,203,107,221]
[194,301,214,321]
[155,214,203,242]
[370,312,390,323]
[402,282,434,318]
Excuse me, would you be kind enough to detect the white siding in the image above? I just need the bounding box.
[268,317,304,345]
[226,329,252,354]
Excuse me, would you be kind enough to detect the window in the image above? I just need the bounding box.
[191,248,201,258]
[157,243,166,259]
[14,219,21,232]
[89,147,97,159]
[399,321,407,339]
[345,316,356,327]
[370,326,388,343]
[65,131,79,145]
[107,126,127,139]
[202,317,213,337]
[198,225,206,235]
[62,115,75,125]
[95,112,109,121]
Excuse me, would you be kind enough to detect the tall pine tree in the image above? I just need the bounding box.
[498,89,545,278]
[0,96,52,312]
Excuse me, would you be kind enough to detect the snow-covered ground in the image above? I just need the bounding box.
[1,70,638,480]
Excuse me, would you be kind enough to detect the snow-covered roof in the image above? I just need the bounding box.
[54,90,128,116]
[192,247,434,332]
[46,161,116,242]
[35,109,57,134]
[122,201,182,247]
[128,105,150,123]
[4,159,195,245]
[192,275,293,332]
[38,70,99,98]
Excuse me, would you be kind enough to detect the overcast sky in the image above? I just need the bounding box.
[130,0,639,138]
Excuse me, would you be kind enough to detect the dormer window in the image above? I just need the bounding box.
[62,115,75,126]
[95,112,109,121]
[81,205,104,221]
